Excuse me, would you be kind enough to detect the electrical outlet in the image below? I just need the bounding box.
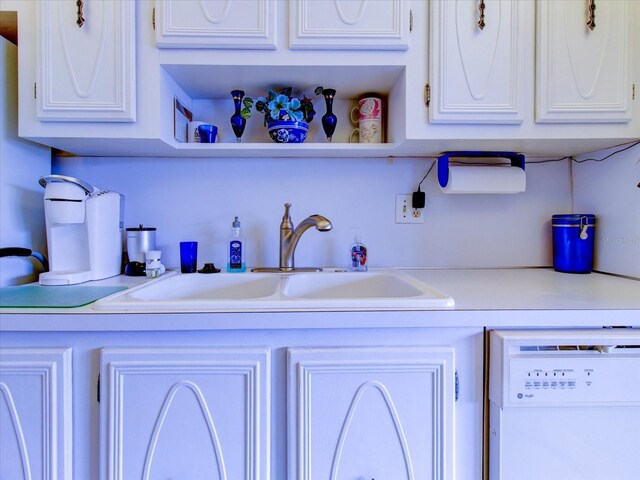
[395,194,424,224]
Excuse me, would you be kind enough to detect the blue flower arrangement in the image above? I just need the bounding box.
[254,87,316,126]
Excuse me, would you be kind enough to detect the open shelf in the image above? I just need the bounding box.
[162,64,405,100]
[168,141,403,158]
[161,63,406,153]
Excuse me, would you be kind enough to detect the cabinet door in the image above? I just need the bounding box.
[288,346,454,480]
[100,347,269,480]
[38,0,136,122]
[290,0,409,50]
[155,0,276,49]
[428,0,526,124]
[536,0,632,123]
[0,348,72,480]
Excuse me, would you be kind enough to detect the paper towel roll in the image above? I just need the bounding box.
[440,165,526,194]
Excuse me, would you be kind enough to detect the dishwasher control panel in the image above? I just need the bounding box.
[489,330,640,408]
[508,356,640,405]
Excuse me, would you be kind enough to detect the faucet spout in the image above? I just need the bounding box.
[279,204,332,271]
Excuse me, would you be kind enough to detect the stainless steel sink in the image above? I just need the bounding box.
[93,270,454,312]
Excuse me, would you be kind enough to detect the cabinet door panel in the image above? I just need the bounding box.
[155,0,276,49]
[429,0,525,124]
[100,347,269,480]
[288,346,454,480]
[536,0,631,123]
[38,0,136,122]
[290,0,409,50]
[0,348,72,480]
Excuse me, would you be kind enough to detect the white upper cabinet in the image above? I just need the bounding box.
[38,0,136,122]
[288,346,455,480]
[428,0,526,124]
[0,348,72,480]
[536,0,632,123]
[289,0,410,50]
[155,0,276,49]
[100,347,270,480]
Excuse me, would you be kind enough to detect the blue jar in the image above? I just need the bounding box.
[552,214,596,273]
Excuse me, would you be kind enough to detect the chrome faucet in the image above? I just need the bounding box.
[279,203,332,271]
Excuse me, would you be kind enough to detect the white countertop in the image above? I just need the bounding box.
[1,268,638,331]
[403,268,640,311]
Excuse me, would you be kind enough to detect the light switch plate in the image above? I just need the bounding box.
[395,194,424,224]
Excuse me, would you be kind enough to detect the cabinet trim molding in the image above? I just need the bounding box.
[142,380,228,480]
[155,0,277,49]
[535,0,631,123]
[290,0,409,50]
[288,346,454,480]
[0,348,73,480]
[38,0,136,121]
[429,0,524,124]
[100,347,270,480]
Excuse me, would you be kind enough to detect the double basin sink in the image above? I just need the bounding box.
[94,269,454,312]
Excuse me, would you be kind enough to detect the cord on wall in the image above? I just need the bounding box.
[411,140,640,206]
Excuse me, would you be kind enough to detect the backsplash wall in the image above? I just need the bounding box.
[53,155,571,270]
[573,142,640,278]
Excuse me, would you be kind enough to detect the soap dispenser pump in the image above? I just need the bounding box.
[227,216,246,272]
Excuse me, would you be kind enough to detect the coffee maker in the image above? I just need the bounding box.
[38,175,124,285]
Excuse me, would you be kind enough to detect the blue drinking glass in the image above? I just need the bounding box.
[179,241,198,273]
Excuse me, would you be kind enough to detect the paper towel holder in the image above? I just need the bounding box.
[437,151,526,189]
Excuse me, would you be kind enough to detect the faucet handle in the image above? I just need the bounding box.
[281,203,293,229]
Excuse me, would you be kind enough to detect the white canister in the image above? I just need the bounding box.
[187,121,207,143]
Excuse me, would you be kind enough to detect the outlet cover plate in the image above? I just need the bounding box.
[395,194,424,224]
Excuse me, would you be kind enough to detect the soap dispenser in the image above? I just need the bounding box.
[350,237,368,272]
[227,216,246,272]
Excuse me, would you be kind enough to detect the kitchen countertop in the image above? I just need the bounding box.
[1,268,638,331]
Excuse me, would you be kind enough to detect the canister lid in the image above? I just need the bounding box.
[126,224,156,231]
[552,214,595,226]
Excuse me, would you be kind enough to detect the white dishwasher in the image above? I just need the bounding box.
[488,329,640,480]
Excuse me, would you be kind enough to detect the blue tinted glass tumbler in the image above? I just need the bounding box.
[180,241,198,273]
[552,214,595,273]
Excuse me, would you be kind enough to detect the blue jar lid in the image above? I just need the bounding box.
[552,214,595,226]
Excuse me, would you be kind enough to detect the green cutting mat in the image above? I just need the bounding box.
[0,285,127,308]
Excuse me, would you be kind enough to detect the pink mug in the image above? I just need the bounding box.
[350,97,382,123]
[350,97,383,143]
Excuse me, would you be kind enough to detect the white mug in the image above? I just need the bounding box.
[187,121,207,143]
[349,119,383,144]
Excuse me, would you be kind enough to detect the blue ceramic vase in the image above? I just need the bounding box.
[230,90,246,143]
[321,88,337,142]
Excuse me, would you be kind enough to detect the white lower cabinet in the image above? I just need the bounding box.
[0,348,72,480]
[288,346,455,480]
[99,347,270,480]
[0,326,483,479]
